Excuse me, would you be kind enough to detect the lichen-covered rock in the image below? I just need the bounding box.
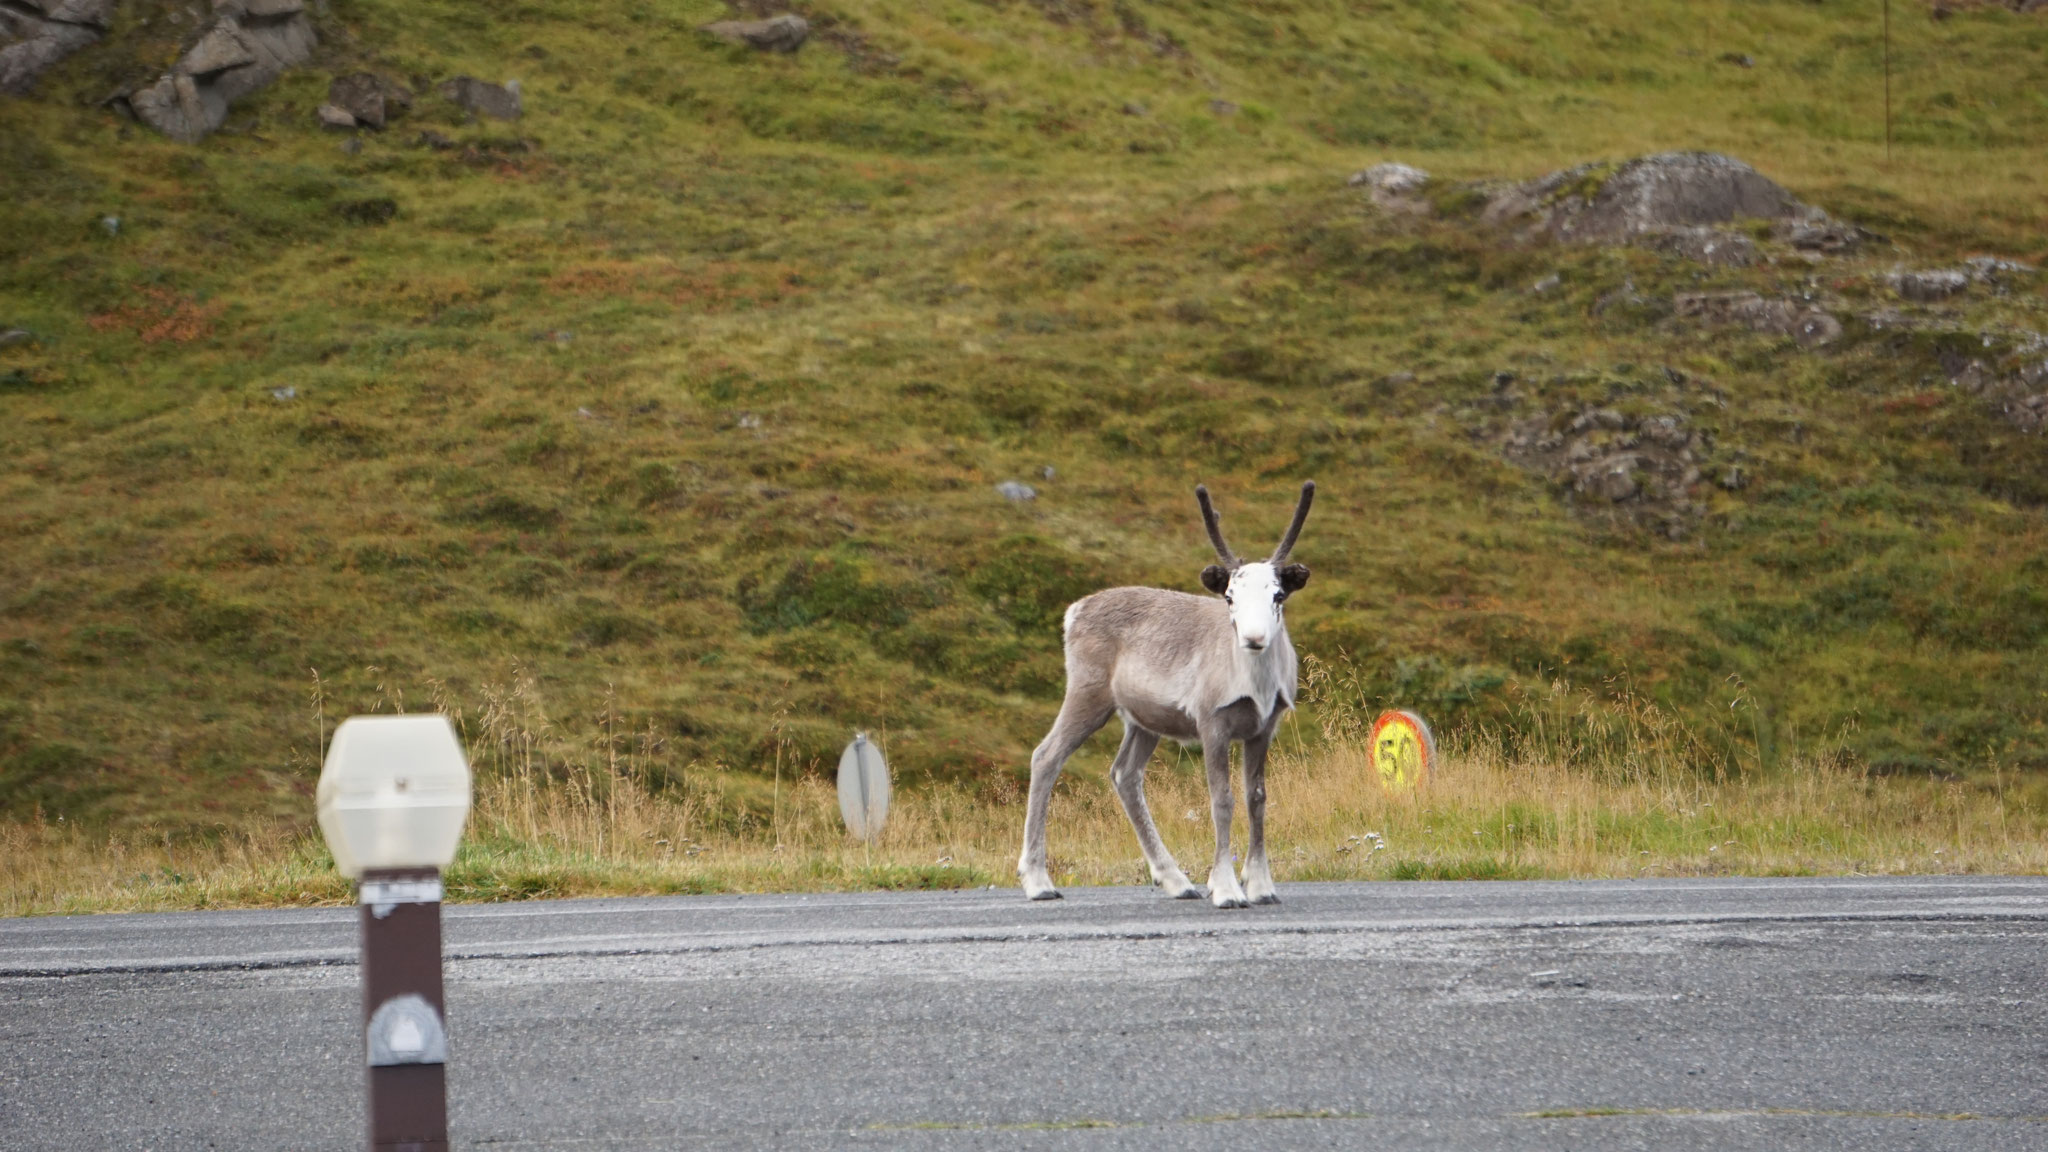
[1349,162,1433,214]
[1498,403,1711,539]
[438,75,522,120]
[700,13,810,52]
[1891,269,1971,302]
[1484,152,1863,264]
[1674,291,1841,349]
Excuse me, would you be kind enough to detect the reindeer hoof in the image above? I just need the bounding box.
[1154,872,1201,899]
[1209,888,1250,910]
[1250,891,1282,906]
[1027,888,1064,901]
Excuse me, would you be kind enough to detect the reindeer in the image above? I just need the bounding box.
[1017,481,1314,908]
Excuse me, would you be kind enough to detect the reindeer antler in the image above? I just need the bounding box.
[1270,480,1316,564]
[1194,485,1238,567]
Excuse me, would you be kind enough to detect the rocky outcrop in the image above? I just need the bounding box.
[1348,162,1433,214]
[438,75,521,120]
[700,13,810,52]
[325,71,410,130]
[1499,404,1711,539]
[1484,152,1865,264]
[1674,291,1843,349]
[0,0,112,96]
[126,1,318,142]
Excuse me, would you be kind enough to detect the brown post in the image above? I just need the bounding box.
[359,866,449,1152]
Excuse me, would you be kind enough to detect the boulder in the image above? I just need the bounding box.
[328,72,408,129]
[178,24,256,76]
[127,6,317,141]
[996,481,1037,502]
[1892,269,1970,302]
[438,75,522,120]
[316,102,356,130]
[1350,162,1430,195]
[1485,151,1863,262]
[1674,291,1841,349]
[700,14,809,52]
[0,2,104,96]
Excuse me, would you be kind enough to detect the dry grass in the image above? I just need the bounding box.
[5,667,2043,917]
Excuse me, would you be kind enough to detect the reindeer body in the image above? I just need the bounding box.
[1017,484,1313,908]
[1065,588,1296,748]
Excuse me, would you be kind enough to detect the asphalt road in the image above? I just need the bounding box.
[3,877,2045,1150]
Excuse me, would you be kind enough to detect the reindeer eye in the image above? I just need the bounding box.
[1223,593,1233,605]
[1274,591,1284,603]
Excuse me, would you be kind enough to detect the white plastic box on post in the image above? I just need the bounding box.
[316,714,472,1152]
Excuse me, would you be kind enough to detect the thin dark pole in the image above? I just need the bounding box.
[1883,0,1893,163]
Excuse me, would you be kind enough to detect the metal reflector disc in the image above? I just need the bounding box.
[1369,710,1434,794]
[837,732,891,841]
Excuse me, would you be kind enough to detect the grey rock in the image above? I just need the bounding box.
[1208,98,1239,115]
[996,481,1037,502]
[23,0,115,27]
[1530,273,1561,294]
[1674,291,1840,348]
[1719,466,1748,491]
[178,23,255,76]
[270,386,297,401]
[1577,455,1642,503]
[1349,162,1432,195]
[98,214,116,234]
[1966,256,2037,284]
[1487,152,1806,241]
[128,9,317,140]
[1485,151,1860,266]
[0,10,99,96]
[1121,101,1146,116]
[338,135,361,155]
[700,14,810,53]
[1644,226,1759,267]
[328,73,390,129]
[438,75,522,120]
[1350,161,1433,215]
[1780,220,1865,254]
[130,72,223,143]
[316,102,355,130]
[1892,269,1970,302]
[0,328,34,348]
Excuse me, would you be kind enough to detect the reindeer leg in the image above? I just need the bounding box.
[1108,724,1196,898]
[1241,733,1280,905]
[1201,731,1249,909]
[1018,689,1112,901]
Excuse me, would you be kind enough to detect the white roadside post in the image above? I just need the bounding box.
[316,714,472,1152]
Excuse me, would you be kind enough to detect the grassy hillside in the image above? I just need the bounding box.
[3,0,2046,833]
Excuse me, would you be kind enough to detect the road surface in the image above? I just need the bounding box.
[3,877,2045,1150]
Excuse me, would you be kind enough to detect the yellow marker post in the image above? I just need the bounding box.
[1369,710,1434,794]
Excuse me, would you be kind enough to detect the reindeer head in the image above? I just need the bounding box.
[1195,481,1314,652]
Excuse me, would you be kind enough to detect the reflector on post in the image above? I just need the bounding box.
[315,713,471,1152]
[837,732,890,842]
[317,714,472,879]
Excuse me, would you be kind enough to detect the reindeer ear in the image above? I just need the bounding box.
[1200,565,1231,595]
[1279,563,1310,594]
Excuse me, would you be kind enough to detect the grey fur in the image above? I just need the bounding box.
[1016,486,1315,908]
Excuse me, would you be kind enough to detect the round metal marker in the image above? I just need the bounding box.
[1369,710,1434,794]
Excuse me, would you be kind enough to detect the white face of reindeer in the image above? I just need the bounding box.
[1205,561,1310,652]
[1195,482,1316,654]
